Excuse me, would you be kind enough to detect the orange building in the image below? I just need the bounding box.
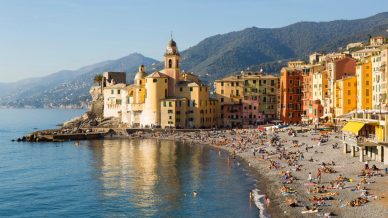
[280,67,303,124]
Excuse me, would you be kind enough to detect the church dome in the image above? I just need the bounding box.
[134,65,147,80]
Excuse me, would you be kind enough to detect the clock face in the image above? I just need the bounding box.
[167,47,173,53]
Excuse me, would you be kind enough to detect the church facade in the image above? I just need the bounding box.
[101,40,220,129]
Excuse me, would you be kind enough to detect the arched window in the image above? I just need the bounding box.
[168,59,172,68]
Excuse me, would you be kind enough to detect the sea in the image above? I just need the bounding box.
[0,109,267,217]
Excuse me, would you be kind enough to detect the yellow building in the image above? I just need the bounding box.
[356,57,372,110]
[102,39,219,129]
[334,76,357,117]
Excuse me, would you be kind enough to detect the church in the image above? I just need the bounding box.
[101,39,220,129]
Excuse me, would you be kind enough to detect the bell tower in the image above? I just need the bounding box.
[164,39,180,96]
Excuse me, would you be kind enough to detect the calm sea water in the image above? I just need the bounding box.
[0,109,264,217]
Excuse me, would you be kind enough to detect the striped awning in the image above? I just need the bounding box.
[342,121,365,135]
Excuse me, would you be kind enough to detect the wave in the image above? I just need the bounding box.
[252,188,269,218]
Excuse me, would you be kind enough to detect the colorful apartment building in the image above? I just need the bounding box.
[326,56,357,120]
[279,66,303,124]
[356,57,372,110]
[312,69,328,120]
[301,64,325,124]
[380,46,388,109]
[334,76,357,117]
[214,72,279,127]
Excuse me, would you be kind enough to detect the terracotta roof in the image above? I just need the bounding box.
[146,71,168,78]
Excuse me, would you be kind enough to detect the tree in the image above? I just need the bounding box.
[94,74,103,85]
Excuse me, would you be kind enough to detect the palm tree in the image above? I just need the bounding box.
[94,74,103,85]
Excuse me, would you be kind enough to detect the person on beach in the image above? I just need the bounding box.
[316,169,322,184]
[364,161,369,170]
[308,172,312,182]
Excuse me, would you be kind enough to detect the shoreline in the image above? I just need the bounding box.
[20,125,387,217]
[132,128,387,218]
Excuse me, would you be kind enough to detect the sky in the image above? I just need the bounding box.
[0,0,388,83]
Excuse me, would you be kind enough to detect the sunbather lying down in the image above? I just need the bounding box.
[285,198,298,207]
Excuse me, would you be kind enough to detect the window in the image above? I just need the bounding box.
[190,87,193,92]
[168,59,172,68]
[271,80,275,86]
[165,79,167,83]
[169,102,172,107]
[165,89,167,97]
[163,101,166,107]
[153,79,157,83]
[366,89,369,96]
[236,90,239,96]
[221,90,224,94]
[290,80,293,84]
[111,90,114,94]
[221,98,224,103]
[231,82,234,86]
[221,82,224,86]
[180,87,183,92]
[348,90,351,95]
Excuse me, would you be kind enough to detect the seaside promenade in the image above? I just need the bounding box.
[136,127,387,218]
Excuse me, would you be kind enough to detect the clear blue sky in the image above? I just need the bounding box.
[0,0,387,82]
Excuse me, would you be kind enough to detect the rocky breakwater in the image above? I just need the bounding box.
[16,111,123,142]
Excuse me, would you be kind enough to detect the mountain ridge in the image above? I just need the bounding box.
[1,12,388,108]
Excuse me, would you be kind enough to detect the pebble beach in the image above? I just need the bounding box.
[136,127,387,218]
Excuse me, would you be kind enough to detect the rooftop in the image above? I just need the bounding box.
[146,71,168,78]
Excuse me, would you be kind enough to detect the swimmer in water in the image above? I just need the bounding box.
[249,191,253,202]
[264,194,270,205]
[192,191,198,197]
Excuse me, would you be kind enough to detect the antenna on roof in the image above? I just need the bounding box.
[170,31,173,40]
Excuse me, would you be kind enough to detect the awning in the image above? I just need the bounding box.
[342,121,365,135]
[359,141,378,147]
